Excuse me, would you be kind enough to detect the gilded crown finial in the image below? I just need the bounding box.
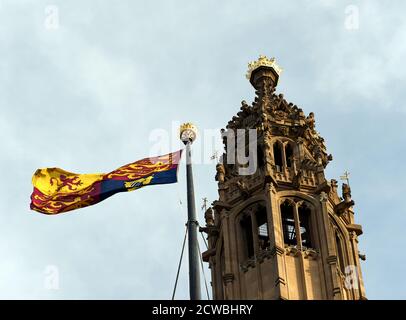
[179,122,198,144]
[246,55,283,80]
[179,122,197,133]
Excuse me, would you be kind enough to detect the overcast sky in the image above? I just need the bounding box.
[0,0,405,299]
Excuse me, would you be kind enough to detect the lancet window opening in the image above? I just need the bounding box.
[273,142,283,171]
[240,214,254,259]
[285,143,293,168]
[280,201,297,246]
[280,199,314,250]
[273,140,295,172]
[239,203,271,261]
[298,203,312,248]
[335,231,346,275]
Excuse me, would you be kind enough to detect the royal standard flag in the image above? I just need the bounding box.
[30,150,182,215]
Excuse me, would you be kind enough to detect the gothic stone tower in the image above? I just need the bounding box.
[201,56,366,300]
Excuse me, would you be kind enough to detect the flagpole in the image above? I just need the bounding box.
[180,123,201,300]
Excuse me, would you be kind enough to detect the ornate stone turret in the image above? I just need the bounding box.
[202,56,366,300]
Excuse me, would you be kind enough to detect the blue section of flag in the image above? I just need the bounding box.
[100,179,126,201]
[148,167,178,185]
[99,167,178,201]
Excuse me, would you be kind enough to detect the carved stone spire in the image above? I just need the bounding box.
[247,55,282,115]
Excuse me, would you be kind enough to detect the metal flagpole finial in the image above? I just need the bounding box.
[340,170,350,186]
[180,123,198,145]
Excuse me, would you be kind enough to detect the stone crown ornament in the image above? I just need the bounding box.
[246,55,283,80]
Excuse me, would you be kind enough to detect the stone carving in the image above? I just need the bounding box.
[236,179,250,199]
[313,145,323,165]
[274,109,288,120]
[270,245,285,257]
[301,157,319,171]
[260,112,270,131]
[285,246,300,257]
[342,183,352,203]
[303,248,318,260]
[265,181,275,193]
[204,207,215,226]
[241,100,250,111]
[257,247,273,263]
[292,169,302,189]
[215,163,225,183]
[239,258,256,273]
[220,129,228,151]
[297,137,304,145]
[306,112,316,131]
[319,191,328,202]
[335,184,355,215]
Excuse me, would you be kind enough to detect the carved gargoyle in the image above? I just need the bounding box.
[236,180,250,199]
[335,201,354,215]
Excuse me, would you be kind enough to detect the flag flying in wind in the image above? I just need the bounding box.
[30,150,182,215]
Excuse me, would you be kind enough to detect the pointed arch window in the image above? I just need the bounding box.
[239,202,271,261]
[298,204,312,248]
[257,205,270,250]
[280,201,297,246]
[285,143,293,168]
[281,199,314,249]
[335,232,346,274]
[273,142,283,171]
[240,214,254,259]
